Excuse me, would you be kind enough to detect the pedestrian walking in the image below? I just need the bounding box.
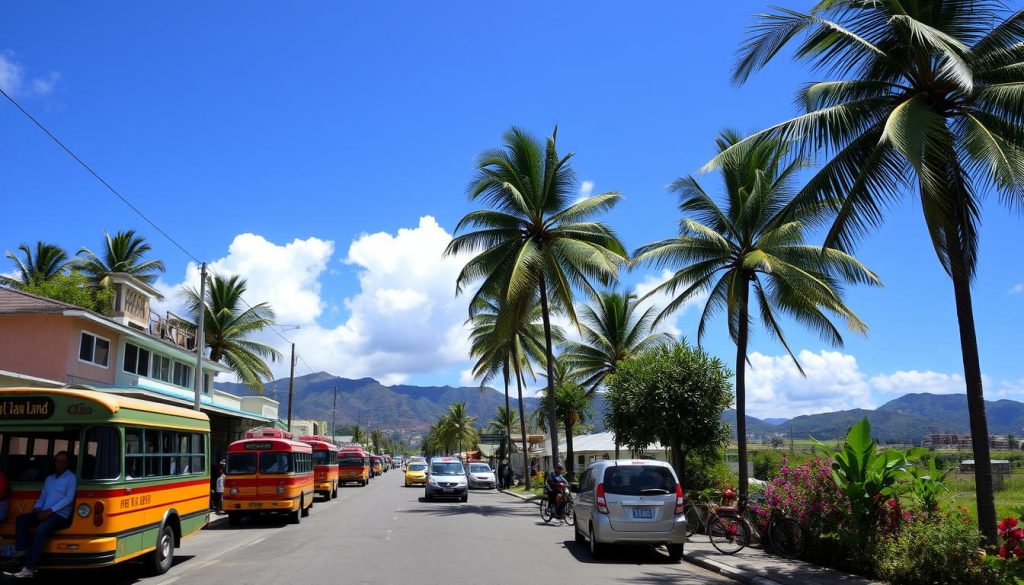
[213,464,225,514]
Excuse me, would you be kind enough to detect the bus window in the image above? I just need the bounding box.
[226,452,257,475]
[191,433,205,474]
[259,452,292,474]
[2,432,80,481]
[81,426,120,480]
[125,428,144,479]
[312,450,330,465]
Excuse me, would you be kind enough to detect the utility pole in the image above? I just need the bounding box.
[286,343,296,431]
[789,423,794,453]
[332,385,337,442]
[192,262,207,412]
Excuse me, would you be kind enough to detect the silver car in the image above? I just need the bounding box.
[424,457,469,502]
[571,459,686,561]
[465,462,496,489]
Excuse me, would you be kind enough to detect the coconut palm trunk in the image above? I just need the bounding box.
[503,362,512,463]
[538,272,559,470]
[950,235,996,539]
[735,278,750,505]
[515,365,530,489]
[564,414,576,481]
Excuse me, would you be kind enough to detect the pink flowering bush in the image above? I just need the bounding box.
[752,456,853,565]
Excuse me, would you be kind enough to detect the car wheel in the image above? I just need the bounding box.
[667,543,684,562]
[574,518,585,545]
[460,494,468,503]
[147,523,175,575]
[589,524,605,559]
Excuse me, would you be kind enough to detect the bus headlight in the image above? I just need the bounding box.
[77,504,91,518]
[230,487,239,495]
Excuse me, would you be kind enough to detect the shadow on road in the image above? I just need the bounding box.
[403,500,537,518]
[561,540,678,566]
[203,514,292,531]
[2,555,198,585]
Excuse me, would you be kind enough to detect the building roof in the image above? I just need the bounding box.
[0,287,81,314]
[558,431,665,454]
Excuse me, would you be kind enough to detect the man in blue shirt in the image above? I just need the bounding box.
[544,462,568,518]
[9,451,77,579]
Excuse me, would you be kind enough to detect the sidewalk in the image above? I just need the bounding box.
[684,539,882,585]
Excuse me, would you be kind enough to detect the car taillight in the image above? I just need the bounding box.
[93,501,105,527]
[596,483,608,514]
[674,484,684,515]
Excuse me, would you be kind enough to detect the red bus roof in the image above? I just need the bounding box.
[245,427,293,440]
[227,437,313,453]
[298,436,340,451]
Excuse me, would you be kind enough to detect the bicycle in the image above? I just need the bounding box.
[706,504,750,555]
[683,490,719,537]
[743,497,805,559]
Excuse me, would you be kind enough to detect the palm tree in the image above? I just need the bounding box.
[78,230,165,285]
[440,402,478,464]
[488,405,519,460]
[467,292,557,488]
[350,425,367,447]
[534,359,594,480]
[635,132,879,506]
[1,241,73,288]
[562,291,673,394]
[467,295,516,473]
[726,0,1024,542]
[446,126,628,472]
[370,429,384,453]
[182,273,283,393]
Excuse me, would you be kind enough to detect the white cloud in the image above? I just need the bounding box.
[1011,284,1024,295]
[580,180,594,198]
[31,71,59,95]
[745,350,875,418]
[0,52,59,97]
[459,369,478,388]
[632,269,706,338]
[869,370,965,395]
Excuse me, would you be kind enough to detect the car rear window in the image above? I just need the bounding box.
[603,465,677,495]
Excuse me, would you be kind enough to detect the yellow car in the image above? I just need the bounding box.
[405,462,428,487]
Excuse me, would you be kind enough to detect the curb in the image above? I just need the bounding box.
[500,489,540,504]
[683,551,784,585]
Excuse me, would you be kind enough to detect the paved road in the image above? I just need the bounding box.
[9,471,731,585]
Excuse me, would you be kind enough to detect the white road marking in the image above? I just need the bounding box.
[384,529,392,541]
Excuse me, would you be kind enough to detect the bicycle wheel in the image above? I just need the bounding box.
[564,499,576,526]
[540,499,553,523]
[769,517,805,559]
[708,514,750,555]
[684,505,702,537]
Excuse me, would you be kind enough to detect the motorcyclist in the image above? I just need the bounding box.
[544,463,568,517]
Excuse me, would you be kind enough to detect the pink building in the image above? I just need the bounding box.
[0,275,279,457]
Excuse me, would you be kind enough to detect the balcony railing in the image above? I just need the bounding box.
[150,311,197,351]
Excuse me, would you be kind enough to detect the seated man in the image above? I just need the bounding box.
[545,463,567,517]
[9,451,77,579]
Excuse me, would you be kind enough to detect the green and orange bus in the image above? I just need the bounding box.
[0,387,211,575]
[337,447,369,487]
[298,435,339,500]
[222,428,314,526]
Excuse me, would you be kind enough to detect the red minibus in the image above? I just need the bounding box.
[299,435,339,500]
[223,428,314,526]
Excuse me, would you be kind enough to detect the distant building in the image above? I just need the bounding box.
[924,433,1015,451]
[0,280,279,458]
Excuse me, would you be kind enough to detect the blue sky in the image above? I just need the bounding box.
[2,2,1022,418]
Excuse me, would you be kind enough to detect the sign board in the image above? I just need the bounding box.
[244,441,274,450]
[0,396,55,419]
[479,433,505,443]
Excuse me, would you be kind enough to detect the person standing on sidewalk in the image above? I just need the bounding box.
[9,451,77,579]
[213,462,225,514]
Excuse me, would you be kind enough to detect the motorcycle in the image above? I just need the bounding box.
[540,480,575,526]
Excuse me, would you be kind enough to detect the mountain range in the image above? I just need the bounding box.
[221,373,1024,444]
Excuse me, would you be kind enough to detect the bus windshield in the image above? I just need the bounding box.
[226,453,257,475]
[312,450,330,465]
[259,452,293,474]
[339,456,365,467]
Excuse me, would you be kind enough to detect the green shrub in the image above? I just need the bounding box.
[751,449,813,480]
[875,509,994,585]
[684,448,734,491]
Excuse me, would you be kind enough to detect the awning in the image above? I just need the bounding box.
[477,444,499,458]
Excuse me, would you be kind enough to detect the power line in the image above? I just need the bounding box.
[1,87,305,354]
[0,87,201,265]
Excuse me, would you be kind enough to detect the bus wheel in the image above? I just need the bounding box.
[228,513,242,527]
[148,524,175,575]
[301,497,311,517]
[289,499,302,524]
[332,484,338,499]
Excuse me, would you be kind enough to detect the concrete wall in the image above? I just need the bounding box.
[0,313,119,386]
